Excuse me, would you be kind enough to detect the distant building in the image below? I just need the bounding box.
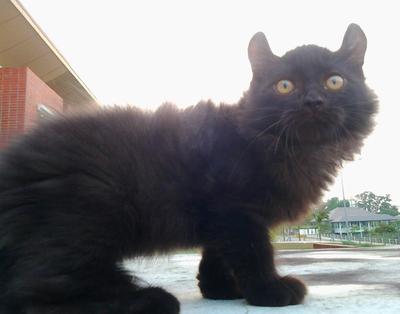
[298,227,317,236]
[0,0,98,148]
[329,207,399,235]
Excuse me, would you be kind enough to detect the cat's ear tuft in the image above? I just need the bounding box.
[248,32,276,74]
[339,23,367,65]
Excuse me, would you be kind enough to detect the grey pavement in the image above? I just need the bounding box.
[124,248,400,314]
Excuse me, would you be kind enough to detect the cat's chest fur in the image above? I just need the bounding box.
[180,103,341,226]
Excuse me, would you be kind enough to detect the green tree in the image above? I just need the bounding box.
[354,191,399,216]
[372,223,398,234]
[312,209,331,240]
[324,197,350,211]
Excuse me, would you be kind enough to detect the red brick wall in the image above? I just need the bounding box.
[25,68,63,130]
[0,68,26,149]
[0,67,63,148]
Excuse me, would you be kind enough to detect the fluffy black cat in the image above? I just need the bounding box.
[0,24,377,314]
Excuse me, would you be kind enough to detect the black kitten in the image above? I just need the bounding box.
[0,24,377,313]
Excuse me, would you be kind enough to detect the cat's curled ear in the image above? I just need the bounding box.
[338,23,367,66]
[248,32,278,75]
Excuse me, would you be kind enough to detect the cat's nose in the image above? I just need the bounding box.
[303,92,325,110]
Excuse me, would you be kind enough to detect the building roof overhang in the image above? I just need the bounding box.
[0,0,98,110]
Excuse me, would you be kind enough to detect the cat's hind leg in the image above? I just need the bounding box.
[24,287,180,314]
[197,248,242,300]
[6,259,179,314]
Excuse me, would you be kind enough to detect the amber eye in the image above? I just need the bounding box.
[325,74,344,91]
[275,80,295,95]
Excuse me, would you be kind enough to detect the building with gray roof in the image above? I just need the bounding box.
[329,207,399,234]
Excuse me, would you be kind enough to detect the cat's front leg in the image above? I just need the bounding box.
[197,247,243,300]
[205,213,306,307]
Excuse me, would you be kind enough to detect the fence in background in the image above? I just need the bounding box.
[310,233,400,245]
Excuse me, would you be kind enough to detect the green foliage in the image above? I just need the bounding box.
[313,209,329,224]
[312,209,332,239]
[354,191,399,215]
[372,223,398,234]
[379,206,400,216]
[324,197,350,211]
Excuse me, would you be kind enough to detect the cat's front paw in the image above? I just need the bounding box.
[198,275,242,300]
[244,276,306,307]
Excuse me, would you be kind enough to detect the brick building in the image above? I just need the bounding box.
[0,0,97,148]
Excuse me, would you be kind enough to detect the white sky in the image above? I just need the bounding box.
[20,0,400,205]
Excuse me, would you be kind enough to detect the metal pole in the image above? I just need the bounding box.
[341,173,350,234]
[341,173,346,202]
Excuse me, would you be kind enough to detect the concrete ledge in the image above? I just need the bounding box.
[124,247,400,313]
[273,241,354,250]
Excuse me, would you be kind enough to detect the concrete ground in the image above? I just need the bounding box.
[124,248,400,314]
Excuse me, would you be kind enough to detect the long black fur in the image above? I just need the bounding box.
[0,24,377,313]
